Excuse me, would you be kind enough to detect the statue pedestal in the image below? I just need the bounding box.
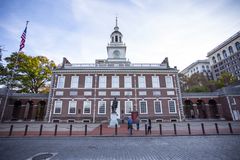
[109,113,119,128]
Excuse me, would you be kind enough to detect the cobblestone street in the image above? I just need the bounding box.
[0,135,240,160]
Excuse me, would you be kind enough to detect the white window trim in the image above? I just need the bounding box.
[70,76,79,88]
[99,76,107,88]
[112,76,119,88]
[98,101,106,114]
[125,101,133,114]
[232,97,236,105]
[138,76,146,88]
[139,100,148,114]
[84,76,93,89]
[68,101,77,114]
[53,100,62,114]
[154,100,162,114]
[165,76,174,88]
[83,100,91,114]
[124,76,132,88]
[152,76,160,88]
[57,76,65,88]
[168,100,177,114]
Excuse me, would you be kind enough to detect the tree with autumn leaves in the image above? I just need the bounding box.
[0,52,55,93]
[179,72,238,92]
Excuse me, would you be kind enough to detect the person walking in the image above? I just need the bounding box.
[136,116,140,131]
[147,119,152,134]
[127,117,133,135]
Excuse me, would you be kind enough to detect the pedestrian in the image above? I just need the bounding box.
[136,116,140,131]
[127,117,133,135]
[147,119,151,134]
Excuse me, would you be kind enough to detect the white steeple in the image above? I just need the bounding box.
[107,17,126,61]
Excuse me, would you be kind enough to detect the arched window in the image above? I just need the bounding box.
[111,37,114,43]
[222,50,227,58]
[115,35,118,42]
[235,42,240,51]
[119,37,122,42]
[212,56,216,64]
[217,53,221,61]
[228,46,234,55]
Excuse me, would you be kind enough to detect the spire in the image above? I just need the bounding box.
[114,16,119,31]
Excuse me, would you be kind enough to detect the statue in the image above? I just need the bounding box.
[112,97,118,114]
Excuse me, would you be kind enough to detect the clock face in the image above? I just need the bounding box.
[113,50,120,58]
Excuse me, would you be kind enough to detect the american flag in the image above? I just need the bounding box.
[19,21,29,52]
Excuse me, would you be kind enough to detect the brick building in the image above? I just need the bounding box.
[44,20,184,123]
[0,88,48,121]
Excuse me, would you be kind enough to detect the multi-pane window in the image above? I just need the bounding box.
[154,100,162,114]
[152,76,160,88]
[70,76,79,88]
[168,100,176,113]
[235,42,240,51]
[99,76,106,88]
[112,76,119,88]
[83,101,91,114]
[54,100,62,114]
[229,46,234,54]
[165,76,173,88]
[68,101,77,114]
[84,76,93,88]
[125,101,133,114]
[98,101,106,114]
[57,76,65,88]
[139,101,147,114]
[138,76,146,88]
[124,76,132,88]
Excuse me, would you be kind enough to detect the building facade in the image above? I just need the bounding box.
[45,20,184,123]
[207,31,240,80]
[0,88,48,122]
[180,59,212,79]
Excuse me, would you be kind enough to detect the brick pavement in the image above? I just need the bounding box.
[0,136,240,160]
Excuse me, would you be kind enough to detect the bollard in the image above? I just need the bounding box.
[159,124,162,135]
[69,124,72,136]
[9,125,13,136]
[201,123,205,135]
[39,124,43,136]
[173,123,177,135]
[228,123,233,134]
[115,124,118,136]
[130,126,133,135]
[215,123,219,134]
[100,124,102,135]
[54,124,58,136]
[85,124,87,136]
[187,123,191,135]
[24,125,28,136]
[145,124,147,135]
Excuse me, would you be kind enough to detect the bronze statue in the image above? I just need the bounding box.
[112,97,118,113]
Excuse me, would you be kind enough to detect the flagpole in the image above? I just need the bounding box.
[0,21,29,122]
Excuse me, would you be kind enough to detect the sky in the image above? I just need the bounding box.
[0,0,240,71]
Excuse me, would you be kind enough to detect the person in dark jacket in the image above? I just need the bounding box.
[147,119,152,134]
[127,117,133,135]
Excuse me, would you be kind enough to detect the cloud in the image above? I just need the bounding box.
[1,0,240,71]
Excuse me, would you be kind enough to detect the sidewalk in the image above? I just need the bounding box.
[0,121,239,137]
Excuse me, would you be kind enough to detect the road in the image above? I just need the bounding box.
[0,136,240,160]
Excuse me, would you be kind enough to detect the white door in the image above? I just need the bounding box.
[111,101,120,119]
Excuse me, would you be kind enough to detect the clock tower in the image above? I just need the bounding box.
[107,17,127,61]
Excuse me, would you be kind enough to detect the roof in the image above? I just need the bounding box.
[207,31,240,57]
